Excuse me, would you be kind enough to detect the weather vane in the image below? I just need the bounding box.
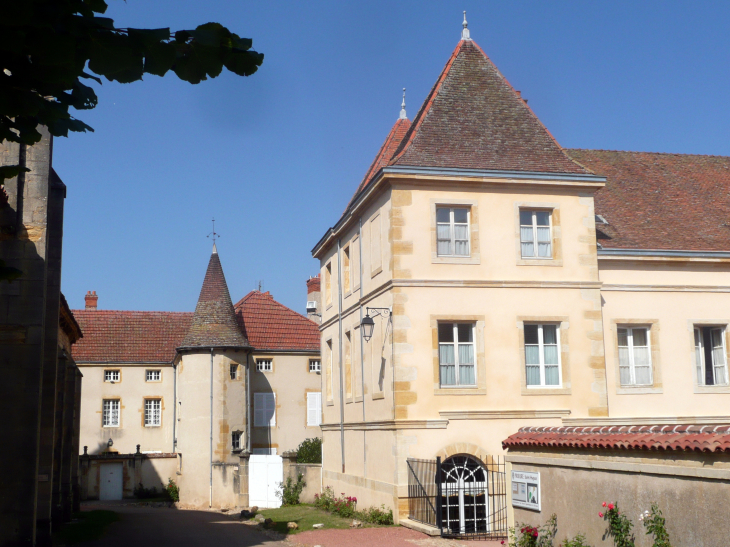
[207,218,220,243]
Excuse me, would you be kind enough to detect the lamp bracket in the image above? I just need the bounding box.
[365,307,391,319]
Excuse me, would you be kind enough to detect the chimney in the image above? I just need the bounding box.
[306,274,321,323]
[85,291,98,310]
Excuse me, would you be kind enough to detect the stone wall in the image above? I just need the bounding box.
[508,448,730,547]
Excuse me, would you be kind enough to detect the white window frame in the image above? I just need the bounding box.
[145,369,161,382]
[256,359,272,373]
[104,370,120,383]
[307,392,322,426]
[144,398,161,427]
[695,326,729,386]
[254,392,276,427]
[617,327,653,386]
[438,322,477,388]
[230,363,239,380]
[231,431,242,450]
[520,209,552,259]
[524,323,562,388]
[309,359,321,374]
[102,399,120,427]
[436,207,470,257]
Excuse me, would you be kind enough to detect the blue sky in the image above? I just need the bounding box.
[56,1,730,314]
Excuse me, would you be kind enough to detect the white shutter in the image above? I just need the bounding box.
[307,392,322,426]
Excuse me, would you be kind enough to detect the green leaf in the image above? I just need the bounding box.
[144,41,176,77]
[224,50,264,77]
[174,30,192,43]
[231,34,253,51]
[83,0,109,14]
[0,165,30,181]
[48,116,95,138]
[88,32,144,83]
[80,71,103,85]
[128,27,171,45]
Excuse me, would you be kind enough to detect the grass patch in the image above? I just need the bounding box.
[259,504,384,535]
[53,510,119,545]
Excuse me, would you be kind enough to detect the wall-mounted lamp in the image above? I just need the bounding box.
[361,307,391,342]
[107,438,113,448]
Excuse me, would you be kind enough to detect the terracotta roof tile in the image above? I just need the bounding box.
[72,310,193,363]
[503,425,730,454]
[390,40,590,175]
[234,291,320,352]
[180,247,249,349]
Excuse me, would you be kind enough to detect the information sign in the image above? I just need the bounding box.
[511,470,540,511]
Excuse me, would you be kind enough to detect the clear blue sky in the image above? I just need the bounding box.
[56,1,730,314]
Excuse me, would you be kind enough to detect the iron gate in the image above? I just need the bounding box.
[406,455,507,540]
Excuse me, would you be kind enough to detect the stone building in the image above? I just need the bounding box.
[0,130,84,546]
[311,16,730,543]
[72,245,321,507]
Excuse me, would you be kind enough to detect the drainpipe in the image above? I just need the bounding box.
[358,217,366,476]
[172,360,177,453]
[337,237,345,473]
[210,348,214,508]
[246,350,252,452]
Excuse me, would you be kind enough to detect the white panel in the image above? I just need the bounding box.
[249,455,283,508]
[99,463,123,500]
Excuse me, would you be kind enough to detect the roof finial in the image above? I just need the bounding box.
[461,11,471,41]
[399,88,407,120]
[207,217,220,254]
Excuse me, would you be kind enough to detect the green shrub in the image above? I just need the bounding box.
[358,505,394,525]
[508,514,557,547]
[133,483,158,499]
[562,534,592,547]
[277,473,306,506]
[641,503,672,547]
[296,437,322,463]
[166,478,179,502]
[314,486,393,525]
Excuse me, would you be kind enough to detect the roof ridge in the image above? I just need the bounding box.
[72,309,194,315]
[235,290,313,322]
[566,148,730,160]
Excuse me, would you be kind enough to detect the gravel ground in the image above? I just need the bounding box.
[288,527,505,547]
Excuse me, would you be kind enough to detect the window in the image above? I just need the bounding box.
[345,331,352,398]
[256,359,272,372]
[307,392,322,426]
[695,326,728,386]
[370,214,382,273]
[326,340,333,400]
[102,399,120,427]
[524,324,561,387]
[436,207,470,256]
[343,245,351,293]
[104,370,120,383]
[617,327,652,386]
[438,323,476,387]
[520,210,552,258]
[325,262,332,307]
[351,236,360,289]
[230,363,239,380]
[231,431,242,450]
[144,399,161,427]
[309,360,321,374]
[254,393,276,427]
[146,370,161,382]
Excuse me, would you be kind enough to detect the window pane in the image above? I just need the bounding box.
[619,365,632,385]
[454,239,469,256]
[542,325,557,345]
[454,224,469,240]
[438,324,454,343]
[544,365,559,386]
[520,226,534,243]
[632,328,648,347]
[519,210,533,226]
[537,242,551,257]
[634,366,652,385]
[437,208,451,223]
[543,345,559,365]
[618,346,630,368]
[439,343,455,365]
[521,242,535,257]
[524,345,540,365]
[453,208,468,223]
[457,324,473,343]
[524,324,539,345]
[437,240,451,255]
[535,211,550,226]
[525,365,540,385]
[440,364,456,385]
[633,346,650,367]
[695,329,704,384]
[458,343,474,365]
[437,223,452,240]
[459,364,475,385]
[617,328,628,347]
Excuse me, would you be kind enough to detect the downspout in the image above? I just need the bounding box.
[246,350,252,452]
[337,237,345,473]
[358,217,366,476]
[209,347,214,508]
[172,359,177,453]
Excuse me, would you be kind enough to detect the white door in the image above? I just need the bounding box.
[249,454,283,508]
[99,463,123,500]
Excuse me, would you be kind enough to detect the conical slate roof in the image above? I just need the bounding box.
[389,39,590,175]
[179,245,250,349]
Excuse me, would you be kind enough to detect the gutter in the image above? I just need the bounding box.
[598,249,730,259]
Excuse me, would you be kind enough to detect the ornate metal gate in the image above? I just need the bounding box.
[406,455,507,540]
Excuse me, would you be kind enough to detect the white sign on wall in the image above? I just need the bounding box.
[511,470,541,511]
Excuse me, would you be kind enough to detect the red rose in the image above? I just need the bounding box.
[602,502,607,507]
[599,512,604,518]
[608,503,614,510]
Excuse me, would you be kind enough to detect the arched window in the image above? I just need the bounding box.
[440,455,489,534]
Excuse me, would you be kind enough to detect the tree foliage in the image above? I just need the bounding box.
[295,437,322,464]
[0,0,264,180]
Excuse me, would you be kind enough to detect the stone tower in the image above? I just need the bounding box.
[175,244,250,508]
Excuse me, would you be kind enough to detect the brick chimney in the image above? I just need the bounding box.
[85,291,98,310]
[306,275,321,323]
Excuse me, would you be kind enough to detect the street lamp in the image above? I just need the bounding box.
[360,307,391,342]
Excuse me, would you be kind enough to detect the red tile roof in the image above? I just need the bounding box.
[307,274,320,294]
[348,117,411,207]
[72,310,193,363]
[503,425,730,454]
[390,40,590,175]
[566,149,730,252]
[180,247,250,349]
[234,291,320,352]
